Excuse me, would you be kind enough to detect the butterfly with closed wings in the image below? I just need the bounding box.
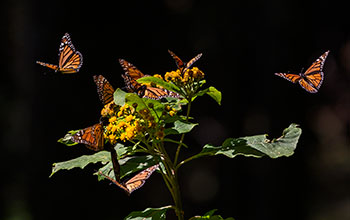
[99,164,159,195]
[275,51,329,93]
[119,59,179,100]
[36,33,83,74]
[71,123,104,151]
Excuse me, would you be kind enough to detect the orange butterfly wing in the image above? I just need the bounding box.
[274,73,302,83]
[124,164,159,194]
[36,33,83,74]
[303,50,329,90]
[298,78,318,93]
[71,123,104,151]
[93,75,115,105]
[36,61,59,71]
[168,50,185,69]
[99,164,159,195]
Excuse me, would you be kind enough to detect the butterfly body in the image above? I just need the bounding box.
[119,59,179,100]
[36,33,83,74]
[275,51,329,93]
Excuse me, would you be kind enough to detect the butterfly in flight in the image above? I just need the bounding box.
[168,50,202,75]
[99,164,159,195]
[275,51,329,93]
[71,123,104,151]
[93,75,115,105]
[119,59,179,100]
[36,33,83,74]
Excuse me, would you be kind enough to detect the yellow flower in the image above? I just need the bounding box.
[169,110,176,117]
[165,70,181,82]
[120,133,126,141]
[153,74,163,80]
[109,116,117,123]
[125,126,135,140]
[125,115,134,122]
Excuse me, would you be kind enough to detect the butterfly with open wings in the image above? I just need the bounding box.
[275,51,329,93]
[36,33,83,74]
[119,59,179,100]
[99,164,159,195]
[168,50,202,75]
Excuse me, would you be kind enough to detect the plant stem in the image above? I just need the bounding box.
[156,142,184,220]
[174,97,192,165]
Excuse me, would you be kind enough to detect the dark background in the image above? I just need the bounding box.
[1,0,349,220]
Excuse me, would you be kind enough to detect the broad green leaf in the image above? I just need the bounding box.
[114,88,127,106]
[137,76,182,94]
[239,123,302,158]
[57,130,79,146]
[195,86,222,105]
[164,120,198,135]
[50,151,110,177]
[206,86,222,105]
[124,206,171,220]
[187,124,301,162]
[125,93,164,121]
[189,209,235,220]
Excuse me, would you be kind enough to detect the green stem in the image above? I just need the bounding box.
[156,142,184,220]
[174,98,192,165]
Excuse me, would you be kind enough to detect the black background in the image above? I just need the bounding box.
[2,0,349,220]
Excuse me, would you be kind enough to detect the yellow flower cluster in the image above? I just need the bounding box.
[164,67,204,84]
[101,101,118,118]
[104,104,142,144]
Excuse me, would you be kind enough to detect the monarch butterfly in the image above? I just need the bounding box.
[36,33,83,74]
[168,50,202,75]
[99,164,159,195]
[119,59,179,100]
[93,75,115,105]
[71,123,104,151]
[275,51,329,93]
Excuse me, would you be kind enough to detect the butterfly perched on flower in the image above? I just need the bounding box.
[119,59,179,100]
[71,123,104,151]
[168,50,202,75]
[275,51,329,93]
[36,33,83,74]
[99,164,159,195]
[93,75,115,105]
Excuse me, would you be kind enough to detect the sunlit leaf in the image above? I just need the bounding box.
[57,130,79,146]
[164,120,198,135]
[185,124,301,162]
[124,206,171,220]
[114,88,127,106]
[50,151,110,177]
[194,86,222,105]
[189,209,235,220]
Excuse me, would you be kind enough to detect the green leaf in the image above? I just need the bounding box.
[189,124,301,161]
[137,76,182,94]
[57,130,79,146]
[125,93,165,121]
[50,151,110,177]
[194,86,222,105]
[189,209,235,220]
[124,206,171,220]
[206,86,222,105]
[164,120,198,135]
[114,88,127,106]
